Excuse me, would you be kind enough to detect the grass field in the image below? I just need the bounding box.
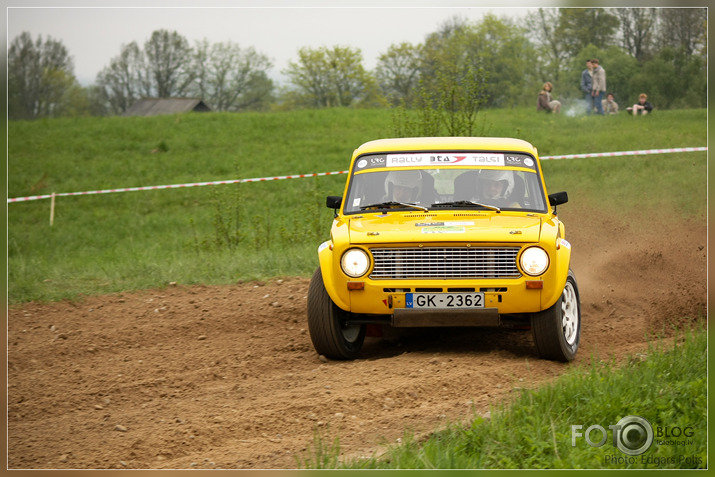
[7,107,707,303]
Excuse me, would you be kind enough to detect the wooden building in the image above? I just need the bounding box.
[123,98,211,117]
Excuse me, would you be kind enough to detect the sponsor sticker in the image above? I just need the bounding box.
[416,221,474,227]
[421,226,466,234]
[385,153,506,167]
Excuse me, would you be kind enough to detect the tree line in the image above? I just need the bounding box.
[8,7,706,121]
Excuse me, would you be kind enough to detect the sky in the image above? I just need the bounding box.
[6,2,543,86]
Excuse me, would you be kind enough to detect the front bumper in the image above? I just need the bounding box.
[342,277,543,316]
[392,307,501,327]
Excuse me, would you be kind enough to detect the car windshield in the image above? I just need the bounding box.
[343,152,548,214]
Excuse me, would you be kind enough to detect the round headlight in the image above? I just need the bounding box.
[520,247,549,276]
[341,248,370,278]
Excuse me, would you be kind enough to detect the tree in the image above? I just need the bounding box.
[627,8,707,109]
[390,16,495,137]
[614,7,658,63]
[419,15,470,80]
[375,42,422,107]
[97,32,275,114]
[283,47,332,107]
[557,8,620,57]
[143,29,194,97]
[420,14,535,109]
[84,84,112,116]
[190,40,274,111]
[283,46,374,108]
[656,8,707,59]
[8,32,79,120]
[95,42,150,114]
[430,14,471,42]
[471,14,537,107]
[525,8,570,82]
[326,46,371,107]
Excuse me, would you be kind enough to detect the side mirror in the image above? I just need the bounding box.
[548,191,568,207]
[326,196,342,209]
[548,191,568,215]
[326,196,342,218]
[326,196,342,216]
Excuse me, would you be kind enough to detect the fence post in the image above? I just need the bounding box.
[50,192,56,226]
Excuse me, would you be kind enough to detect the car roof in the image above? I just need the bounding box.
[353,137,539,157]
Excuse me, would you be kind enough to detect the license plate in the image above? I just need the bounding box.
[405,293,485,309]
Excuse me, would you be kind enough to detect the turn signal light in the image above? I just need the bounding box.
[525,280,543,289]
[347,281,365,290]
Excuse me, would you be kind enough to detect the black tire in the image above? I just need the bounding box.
[307,268,365,360]
[531,270,581,362]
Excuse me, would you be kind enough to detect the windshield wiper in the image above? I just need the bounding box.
[360,201,429,212]
[431,200,501,212]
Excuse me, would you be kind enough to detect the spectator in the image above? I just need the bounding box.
[537,82,561,114]
[602,93,619,114]
[590,58,607,115]
[580,60,594,114]
[627,93,653,116]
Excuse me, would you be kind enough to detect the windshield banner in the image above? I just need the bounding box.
[387,153,505,167]
[354,153,537,172]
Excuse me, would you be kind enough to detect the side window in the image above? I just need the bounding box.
[521,172,546,211]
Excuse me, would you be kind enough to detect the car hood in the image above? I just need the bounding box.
[348,213,542,244]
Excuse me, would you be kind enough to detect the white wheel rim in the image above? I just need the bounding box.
[342,323,361,343]
[561,281,579,346]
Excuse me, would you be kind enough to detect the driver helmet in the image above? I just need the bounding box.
[478,169,514,200]
[385,170,422,198]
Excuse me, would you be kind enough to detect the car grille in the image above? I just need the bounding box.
[369,247,522,279]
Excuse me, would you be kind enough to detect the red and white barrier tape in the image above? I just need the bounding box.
[541,146,707,160]
[7,170,349,203]
[7,146,707,203]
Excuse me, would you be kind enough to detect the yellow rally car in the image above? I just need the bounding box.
[307,137,580,362]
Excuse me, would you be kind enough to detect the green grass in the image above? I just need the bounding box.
[7,107,707,303]
[301,328,707,469]
[542,152,707,223]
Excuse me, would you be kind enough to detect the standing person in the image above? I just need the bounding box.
[602,93,619,114]
[627,93,653,116]
[590,58,607,115]
[580,60,594,114]
[536,82,561,114]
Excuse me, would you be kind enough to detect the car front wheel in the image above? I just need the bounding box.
[307,268,365,360]
[531,270,581,362]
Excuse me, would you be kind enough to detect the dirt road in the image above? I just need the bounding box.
[7,212,706,469]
